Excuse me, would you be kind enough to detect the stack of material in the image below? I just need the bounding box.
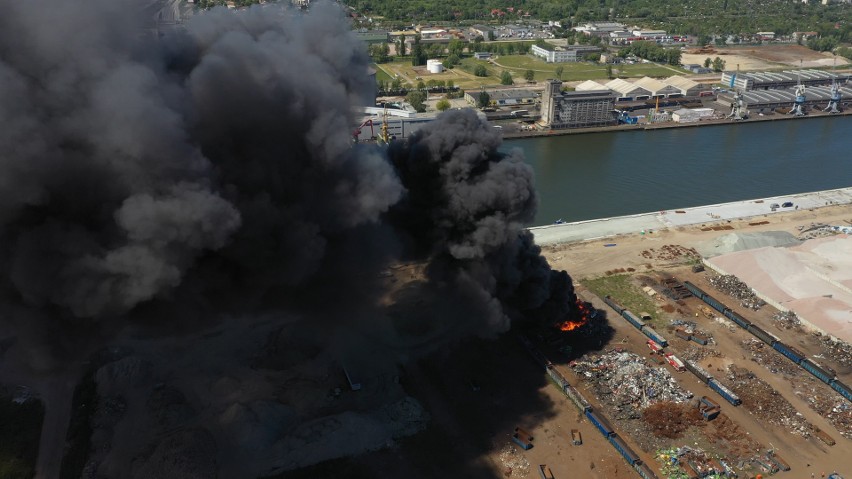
[725,366,813,437]
[741,339,801,377]
[709,274,766,310]
[772,310,801,330]
[680,345,723,363]
[795,382,852,439]
[571,350,693,419]
[817,335,852,366]
[499,443,530,477]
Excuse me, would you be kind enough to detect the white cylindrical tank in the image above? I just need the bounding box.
[426,59,444,73]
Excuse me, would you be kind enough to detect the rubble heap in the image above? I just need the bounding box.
[670,319,715,344]
[642,402,703,439]
[741,339,801,377]
[795,382,852,439]
[704,413,763,463]
[709,274,765,310]
[498,443,530,477]
[680,345,723,363]
[725,366,812,437]
[816,335,852,368]
[571,350,693,420]
[771,311,801,330]
[656,446,732,479]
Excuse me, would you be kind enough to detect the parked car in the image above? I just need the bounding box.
[781,201,794,207]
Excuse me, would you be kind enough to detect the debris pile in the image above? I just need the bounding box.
[643,402,703,439]
[670,319,715,345]
[498,443,530,477]
[794,383,852,439]
[741,339,800,377]
[703,413,763,463]
[571,350,693,420]
[640,245,701,262]
[680,346,723,363]
[656,446,732,479]
[816,335,852,367]
[771,311,801,330]
[725,366,812,437]
[708,275,765,310]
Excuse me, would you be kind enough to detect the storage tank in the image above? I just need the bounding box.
[426,59,444,73]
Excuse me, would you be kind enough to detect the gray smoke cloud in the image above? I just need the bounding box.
[0,1,581,476]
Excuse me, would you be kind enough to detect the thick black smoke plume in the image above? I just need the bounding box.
[0,1,580,475]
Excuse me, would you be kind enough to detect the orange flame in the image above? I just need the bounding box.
[557,299,594,331]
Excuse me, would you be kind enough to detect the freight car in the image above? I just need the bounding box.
[634,463,658,479]
[801,358,834,384]
[641,326,668,347]
[772,342,804,364]
[585,409,615,437]
[708,378,742,406]
[723,309,751,329]
[609,434,640,466]
[747,324,777,346]
[622,310,646,329]
[830,380,852,402]
[603,295,626,314]
[685,360,713,384]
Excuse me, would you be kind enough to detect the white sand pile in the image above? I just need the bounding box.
[697,231,801,258]
[707,235,852,342]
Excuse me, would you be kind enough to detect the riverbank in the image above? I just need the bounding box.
[503,108,852,140]
[530,187,852,245]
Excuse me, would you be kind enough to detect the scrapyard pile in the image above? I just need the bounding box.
[571,350,693,420]
[816,334,852,366]
[656,446,733,479]
[795,382,852,439]
[708,274,765,310]
[498,443,530,477]
[741,339,801,377]
[680,345,723,363]
[724,366,813,437]
[670,319,715,345]
[771,311,801,330]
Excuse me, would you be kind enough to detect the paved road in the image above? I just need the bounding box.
[530,187,852,246]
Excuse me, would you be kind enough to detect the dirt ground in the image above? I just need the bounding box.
[682,44,850,72]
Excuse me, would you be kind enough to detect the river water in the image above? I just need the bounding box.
[503,116,852,226]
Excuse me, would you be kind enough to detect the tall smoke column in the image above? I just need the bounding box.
[0,0,403,370]
[386,110,580,334]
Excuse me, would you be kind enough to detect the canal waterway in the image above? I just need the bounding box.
[504,116,852,226]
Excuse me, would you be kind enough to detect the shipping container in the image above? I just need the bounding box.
[683,281,705,299]
[515,427,534,441]
[622,310,646,330]
[641,326,668,347]
[747,324,775,346]
[801,358,834,384]
[608,434,640,465]
[699,396,721,409]
[603,295,626,314]
[674,328,691,340]
[664,353,686,372]
[646,339,664,354]
[512,432,533,450]
[685,360,713,384]
[690,333,709,345]
[538,464,555,479]
[702,292,727,314]
[772,342,803,364]
[585,409,615,437]
[768,453,791,471]
[830,380,852,402]
[701,406,720,420]
[814,428,836,446]
[635,462,658,479]
[708,378,742,405]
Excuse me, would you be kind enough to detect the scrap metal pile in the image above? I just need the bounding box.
[725,366,813,437]
[771,311,801,330]
[498,443,530,477]
[670,319,715,344]
[656,446,733,479]
[571,350,693,420]
[741,339,801,377]
[795,382,852,439]
[680,345,723,363]
[708,275,765,310]
[816,335,852,367]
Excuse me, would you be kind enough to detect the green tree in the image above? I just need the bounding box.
[715,36,726,47]
[447,79,455,88]
[444,54,460,68]
[704,57,712,68]
[524,69,535,82]
[500,70,513,85]
[406,90,427,112]
[474,64,488,77]
[712,57,726,72]
[417,80,426,91]
[411,35,426,66]
[390,77,402,90]
[448,38,465,57]
[477,91,491,108]
[397,34,406,57]
[554,65,564,80]
[436,99,451,111]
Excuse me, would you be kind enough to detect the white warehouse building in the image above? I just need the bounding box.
[531,44,601,63]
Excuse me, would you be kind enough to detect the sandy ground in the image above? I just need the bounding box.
[682,44,850,72]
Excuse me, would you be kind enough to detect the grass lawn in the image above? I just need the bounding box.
[582,274,659,322]
[371,63,393,83]
[492,55,690,82]
[0,395,44,479]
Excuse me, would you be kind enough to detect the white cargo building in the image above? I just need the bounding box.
[672,108,715,123]
[605,78,652,101]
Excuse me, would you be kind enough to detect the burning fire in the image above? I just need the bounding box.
[558,299,595,331]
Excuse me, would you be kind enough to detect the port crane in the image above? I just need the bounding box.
[824,79,842,113]
[727,64,748,121]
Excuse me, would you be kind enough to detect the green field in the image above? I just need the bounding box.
[0,395,44,479]
[582,274,659,322]
[371,63,394,83]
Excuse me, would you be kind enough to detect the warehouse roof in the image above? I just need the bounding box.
[575,80,609,91]
[605,78,651,96]
[663,76,699,91]
[633,76,680,95]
